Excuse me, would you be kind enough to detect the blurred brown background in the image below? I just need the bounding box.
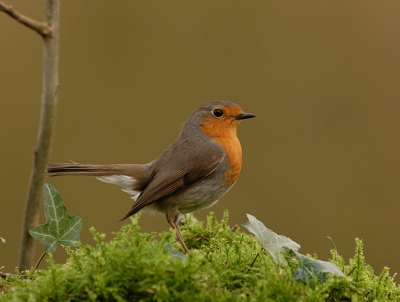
[1,1,399,275]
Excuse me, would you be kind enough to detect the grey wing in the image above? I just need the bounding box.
[120,140,225,220]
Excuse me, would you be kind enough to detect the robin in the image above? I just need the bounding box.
[47,100,255,253]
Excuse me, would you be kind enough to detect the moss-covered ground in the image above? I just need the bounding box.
[1,212,398,301]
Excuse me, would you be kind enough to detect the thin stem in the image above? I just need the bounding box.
[247,252,260,273]
[0,1,50,36]
[32,252,47,273]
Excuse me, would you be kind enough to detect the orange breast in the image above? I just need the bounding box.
[214,135,242,186]
[199,109,243,187]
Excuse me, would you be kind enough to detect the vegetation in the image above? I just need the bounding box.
[1,209,398,301]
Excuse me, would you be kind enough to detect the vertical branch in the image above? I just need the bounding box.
[18,0,60,271]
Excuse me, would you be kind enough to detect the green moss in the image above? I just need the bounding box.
[1,212,399,301]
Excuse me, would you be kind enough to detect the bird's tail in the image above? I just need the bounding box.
[47,162,149,202]
[46,162,146,177]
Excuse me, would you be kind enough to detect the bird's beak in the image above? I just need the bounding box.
[234,112,256,120]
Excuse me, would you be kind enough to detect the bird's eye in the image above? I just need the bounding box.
[212,109,224,118]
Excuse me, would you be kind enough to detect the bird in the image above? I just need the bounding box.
[47,101,256,253]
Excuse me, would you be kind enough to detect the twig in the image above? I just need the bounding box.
[18,0,60,270]
[347,267,356,276]
[0,1,51,36]
[231,224,239,233]
[0,272,30,279]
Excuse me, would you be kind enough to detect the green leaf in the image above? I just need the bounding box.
[242,214,345,283]
[242,214,300,262]
[294,252,345,283]
[29,184,83,253]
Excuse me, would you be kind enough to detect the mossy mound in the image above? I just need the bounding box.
[1,212,398,301]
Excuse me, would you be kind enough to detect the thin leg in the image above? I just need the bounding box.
[167,215,190,254]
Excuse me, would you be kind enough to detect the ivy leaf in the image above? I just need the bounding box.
[294,252,345,283]
[242,214,345,283]
[242,214,300,263]
[29,184,83,253]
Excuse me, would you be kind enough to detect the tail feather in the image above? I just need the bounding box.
[47,162,149,200]
[46,163,146,177]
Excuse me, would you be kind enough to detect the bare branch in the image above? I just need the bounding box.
[18,0,60,270]
[0,1,51,36]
